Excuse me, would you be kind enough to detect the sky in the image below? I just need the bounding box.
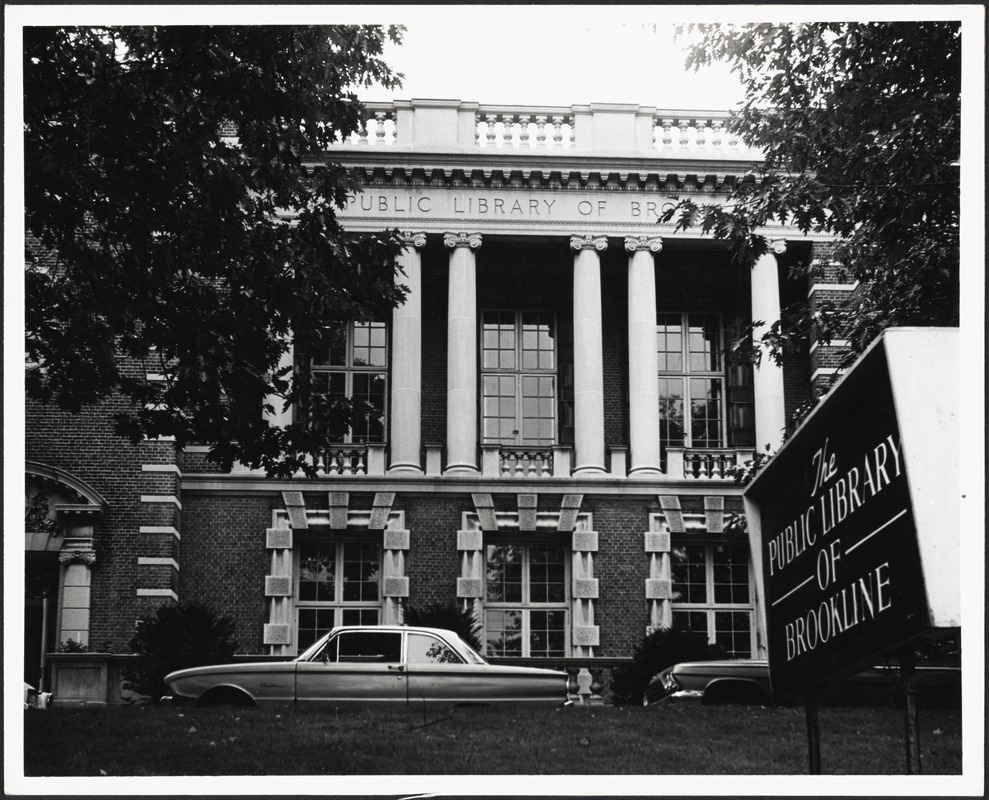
[375,12,745,109]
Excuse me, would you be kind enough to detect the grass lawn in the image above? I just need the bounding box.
[22,701,962,777]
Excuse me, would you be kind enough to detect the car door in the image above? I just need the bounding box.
[294,630,407,704]
[404,631,481,703]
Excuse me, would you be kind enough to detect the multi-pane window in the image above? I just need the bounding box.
[483,541,568,657]
[657,313,725,457]
[296,539,381,652]
[310,321,387,442]
[481,311,557,446]
[670,542,754,658]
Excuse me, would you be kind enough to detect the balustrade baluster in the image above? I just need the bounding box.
[485,114,498,146]
[677,119,690,150]
[711,120,724,150]
[502,115,516,148]
[535,115,547,148]
[552,115,564,148]
[518,115,531,148]
[374,112,387,145]
[695,119,707,149]
[661,119,674,150]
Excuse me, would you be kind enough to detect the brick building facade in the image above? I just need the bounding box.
[24,99,850,697]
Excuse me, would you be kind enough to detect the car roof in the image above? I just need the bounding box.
[330,625,460,636]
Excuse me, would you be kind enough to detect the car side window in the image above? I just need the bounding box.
[406,633,464,664]
[335,631,402,664]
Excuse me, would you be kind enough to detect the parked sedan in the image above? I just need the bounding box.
[644,658,961,707]
[163,625,570,707]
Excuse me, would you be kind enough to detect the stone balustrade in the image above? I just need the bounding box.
[330,99,754,158]
[667,447,756,480]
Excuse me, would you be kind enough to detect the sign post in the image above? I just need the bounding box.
[744,328,960,773]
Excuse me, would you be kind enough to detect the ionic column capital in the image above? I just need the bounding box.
[770,238,787,256]
[59,548,96,566]
[624,235,663,254]
[399,231,427,250]
[443,231,483,250]
[570,234,608,253]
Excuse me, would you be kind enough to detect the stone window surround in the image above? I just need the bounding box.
[263,505,409,656]
[457,510,599,658]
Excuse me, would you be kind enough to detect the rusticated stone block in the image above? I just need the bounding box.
[557,508,580,532]
[281,491,304,508]
[373,492,396,508]
[561,494,583,509]
[368,506,391,530]
[265,576,292,597]
[266,528,293,550]
[286,506,308,529]
[383,529,410,551]
[518,507,538,531]
[645,579,672,600]
[263,624,291,645]
[644,531,670,553]
[573,626,600,647]
[573,579,599,599]
[456,577,483,598]
[457,529,483,551]
[476,508,498,531]
[383,577,409,598]
[572,531,599,552]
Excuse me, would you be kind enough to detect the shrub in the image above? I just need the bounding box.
[609,628,725,706]
[402,601,483,653]
[125,601,237,702]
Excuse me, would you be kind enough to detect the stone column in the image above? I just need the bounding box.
[625,235,664,477]
[389,231,427,473]
[751,239,787,451]
[570,234,608,475]
[444,232,483,473]
[57,512,97,646]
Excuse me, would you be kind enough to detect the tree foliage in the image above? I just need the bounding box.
[609,627,724,706]
[125,601,238,702]
[25,25,407,475]
[665,22,960,365]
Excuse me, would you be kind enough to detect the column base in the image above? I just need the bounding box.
[628,466,664,480]
[387,463,424,475]
[443,464,480,476]
[572,465,607,476]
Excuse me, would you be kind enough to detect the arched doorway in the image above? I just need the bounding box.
[24,462,106,691]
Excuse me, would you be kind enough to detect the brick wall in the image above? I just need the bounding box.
[587,498,653,656]
[25,388,181,650]
[402,494,467,608]
[178,494,276,653]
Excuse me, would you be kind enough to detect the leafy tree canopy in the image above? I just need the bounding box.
[25,25,407,476]
[664,22,960,365]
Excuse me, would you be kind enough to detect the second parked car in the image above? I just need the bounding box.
[645,658,961,707]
